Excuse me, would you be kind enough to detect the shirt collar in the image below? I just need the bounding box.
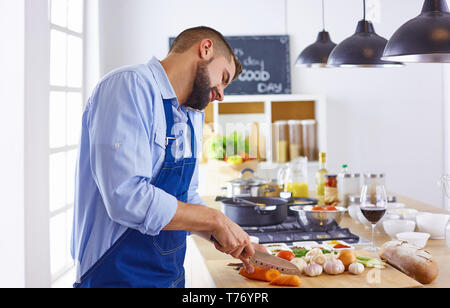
[147,57,178,102]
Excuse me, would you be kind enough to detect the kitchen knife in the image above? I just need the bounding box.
[210,236,301,275]
[249,250,302,276]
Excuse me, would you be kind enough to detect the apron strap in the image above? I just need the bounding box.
[186,113,196,158]
[162,99,197,161]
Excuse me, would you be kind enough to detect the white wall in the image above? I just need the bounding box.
[24,0,52,288]
[289,0,445,207]
[0,0,26,288]
[97,0,447,208]
[98,0,288,75]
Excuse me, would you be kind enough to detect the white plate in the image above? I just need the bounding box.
[291,241,319,250]
[264,243,291,255]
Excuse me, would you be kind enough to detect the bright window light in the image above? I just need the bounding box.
[49,0,84,282]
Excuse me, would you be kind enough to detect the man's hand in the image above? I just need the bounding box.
[236,243,269,274]
[210,212,273,274]
[164,202,265,273]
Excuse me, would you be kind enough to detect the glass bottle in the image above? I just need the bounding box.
[315,152,328,206]
[324,175,339,206]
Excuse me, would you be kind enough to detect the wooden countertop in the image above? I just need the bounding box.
[187,195,450,288]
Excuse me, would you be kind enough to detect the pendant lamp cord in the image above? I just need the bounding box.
[363,0,366,20]
[322,0,326,31]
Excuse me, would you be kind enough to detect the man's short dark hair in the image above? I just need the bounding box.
[169,26,242,81]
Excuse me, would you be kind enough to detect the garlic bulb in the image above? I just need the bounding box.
[348,262,365,275]
[323,252,345,275]
[305,248,327,265]
[291,258,307,274]
[304,261,323,277]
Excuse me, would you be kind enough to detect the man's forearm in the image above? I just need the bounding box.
[163,201,222,233]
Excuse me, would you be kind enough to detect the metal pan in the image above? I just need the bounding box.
[221,196,288,227]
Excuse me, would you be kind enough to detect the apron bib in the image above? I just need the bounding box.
[75,99,197,288]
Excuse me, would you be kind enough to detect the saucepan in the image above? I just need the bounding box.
[216,168,276,201]
[221,196,288,227]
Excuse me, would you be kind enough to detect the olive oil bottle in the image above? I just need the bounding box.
[315,152,328,206]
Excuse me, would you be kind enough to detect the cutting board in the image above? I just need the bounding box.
[205,252,423,288]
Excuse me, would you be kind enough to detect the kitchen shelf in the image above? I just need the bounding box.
[207,94,328,163]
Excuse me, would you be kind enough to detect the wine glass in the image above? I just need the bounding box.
[360,184,388,252]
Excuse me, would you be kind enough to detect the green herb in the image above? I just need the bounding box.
[292,249,309,258]
[357,256,386,269]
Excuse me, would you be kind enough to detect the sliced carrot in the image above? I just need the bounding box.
[239,266,280,282]
[269,275,302,287]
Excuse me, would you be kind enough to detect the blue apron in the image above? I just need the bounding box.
[75,99,197,288]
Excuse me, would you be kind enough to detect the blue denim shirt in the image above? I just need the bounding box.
[71,57,205,282]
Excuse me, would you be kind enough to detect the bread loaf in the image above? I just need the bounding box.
[379,241,439,284]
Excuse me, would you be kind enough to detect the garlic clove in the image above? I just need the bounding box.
[348,262,365,275]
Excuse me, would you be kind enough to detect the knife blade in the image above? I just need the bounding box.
[210,236,302,275]
[250,250,302,276]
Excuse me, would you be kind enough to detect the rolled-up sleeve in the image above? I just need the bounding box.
[88,72,178,236]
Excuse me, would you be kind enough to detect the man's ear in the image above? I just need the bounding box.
[199,39,214,60]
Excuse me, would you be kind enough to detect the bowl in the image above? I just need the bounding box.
[388,208,419,221]
[348,205,360,222]
[386,202,406,210]
[383,219,416,239]
[290,206,347,232]
[416,212,450,239]
[397,232,430,248]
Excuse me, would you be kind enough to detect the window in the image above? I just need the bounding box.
[49,0,84,282]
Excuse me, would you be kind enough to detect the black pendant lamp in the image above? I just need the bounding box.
[382,0,450,63]
[296,0,337,67]
[328,0,403,67]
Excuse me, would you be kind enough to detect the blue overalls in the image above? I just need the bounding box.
[75,99,197,288]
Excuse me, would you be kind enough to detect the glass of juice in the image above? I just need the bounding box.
[360,184,387,252]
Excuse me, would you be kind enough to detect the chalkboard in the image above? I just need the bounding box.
[169,35,291,95]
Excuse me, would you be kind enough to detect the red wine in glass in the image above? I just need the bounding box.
[361,207,387,224]
[360,184,388,252]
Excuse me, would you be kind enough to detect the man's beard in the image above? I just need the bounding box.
[184,60,216,111]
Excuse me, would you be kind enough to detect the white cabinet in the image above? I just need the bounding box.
[210,94,327,163]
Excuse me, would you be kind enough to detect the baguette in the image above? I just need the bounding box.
[379,241,439,284]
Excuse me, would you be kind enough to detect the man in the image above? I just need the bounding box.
[71,26,258,288]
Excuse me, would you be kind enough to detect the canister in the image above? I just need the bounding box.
[273,121,289,163]
[288,120,303,161]
[301,120,318,161]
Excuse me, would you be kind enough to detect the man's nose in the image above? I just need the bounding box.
[216,88,225,102]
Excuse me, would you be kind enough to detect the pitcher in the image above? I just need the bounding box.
[277,157,309,198]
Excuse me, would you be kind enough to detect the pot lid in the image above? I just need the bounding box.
[229,168,269,186]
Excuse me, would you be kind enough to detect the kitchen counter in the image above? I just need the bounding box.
[184,195,450,288]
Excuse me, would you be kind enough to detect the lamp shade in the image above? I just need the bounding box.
[382,0,450,63]
[328,20,403,67]
[296,31,337,67]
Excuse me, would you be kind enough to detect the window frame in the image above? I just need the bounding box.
[48,0,85,283]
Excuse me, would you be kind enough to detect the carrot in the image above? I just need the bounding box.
[239,266,280,282]
[269,275,302,287]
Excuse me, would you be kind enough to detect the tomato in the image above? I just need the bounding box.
[325,206,337,211]
[276,250,296,261]
[333,244,351,249]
